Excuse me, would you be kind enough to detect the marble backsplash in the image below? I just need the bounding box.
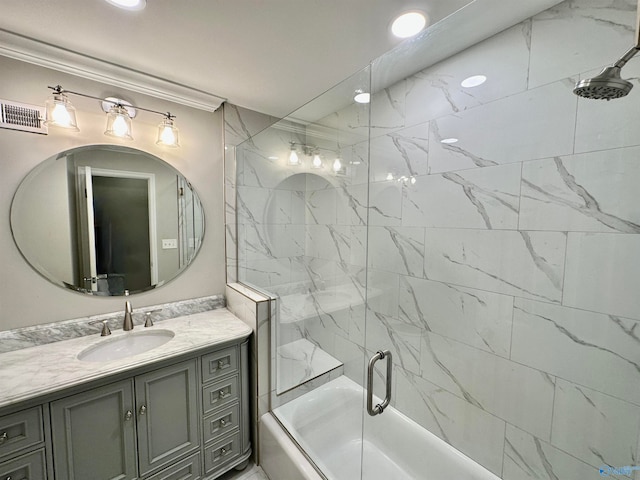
[0,295,225,354]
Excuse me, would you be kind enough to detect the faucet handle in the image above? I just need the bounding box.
[144,309,162,327]
[89,319,111,336]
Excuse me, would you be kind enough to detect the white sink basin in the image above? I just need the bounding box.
[77,329,175,362]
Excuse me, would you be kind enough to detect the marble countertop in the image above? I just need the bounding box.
[0,309,252,410]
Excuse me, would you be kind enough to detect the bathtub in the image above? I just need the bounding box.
[266,375,500,480]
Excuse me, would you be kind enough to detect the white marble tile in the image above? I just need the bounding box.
[420,332,555,440]
[369,80,406,137]
[428,80,577,174]
[276,338,343,394]
[368,226,426,278]
[529,0,638,90]
[335,184,367,227]
[395,368,506,476]
[237,186,297,225]
[503,424,599,480]
[520,148,640,233]
[512,299,640,407]
[224,103,278,147]
[399,276,513,358]
[366,269,400,319]
[424,229,566,304]
[240,257,292,289]
[243,224,304,261]
[402,162,521,229]
[563,233,640,320]
[333,334,366,386]
[305,187,337,225]
[368,123,429,183]
[365,312,422,375]
[404,22,531,127]
[574,57,640,154]
[305,224,351,265]
[551,379,640,470]
[369,181,402,226]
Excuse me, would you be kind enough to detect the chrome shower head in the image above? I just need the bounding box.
[573,45,640,100]
[573,66,634,100]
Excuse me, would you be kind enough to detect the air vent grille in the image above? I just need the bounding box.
[0,98,47,134]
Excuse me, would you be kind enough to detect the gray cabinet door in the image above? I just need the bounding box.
[135,359,199,477]
[51,379,137,480]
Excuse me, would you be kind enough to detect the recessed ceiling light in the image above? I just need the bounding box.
[354,91,371,104]
[104,0,146,11]
[461,75,487,88]
[440,138,459,144]
[391,12,427,39]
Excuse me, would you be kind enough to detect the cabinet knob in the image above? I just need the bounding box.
[124,410,133,421]
[220,447,226,455]
[220,419,226,426]
[0,431,8,444]
[217,359,225,369]
[218,390,225,399]
[139,405,147,416]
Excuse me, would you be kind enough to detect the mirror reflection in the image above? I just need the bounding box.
[11,145,205,295]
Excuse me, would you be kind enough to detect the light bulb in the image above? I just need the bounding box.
[156,116,180,147]
[312,154,322,168]
[386,173,394,181]
[333,158,342,172]
[289,148,299,166]
[51,103,72,126]
[112,114,129,137]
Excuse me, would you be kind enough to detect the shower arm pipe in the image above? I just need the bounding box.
[612,7,640,69]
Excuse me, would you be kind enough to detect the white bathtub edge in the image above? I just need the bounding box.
[259,412,324,480]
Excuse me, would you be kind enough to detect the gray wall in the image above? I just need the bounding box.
[0,56,225,331]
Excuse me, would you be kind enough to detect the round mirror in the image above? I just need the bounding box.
[11,145,205,296]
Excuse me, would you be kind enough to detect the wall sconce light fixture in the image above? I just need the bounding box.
[45,85,180,147]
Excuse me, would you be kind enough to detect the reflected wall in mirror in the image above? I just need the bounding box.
[11,145,205,296]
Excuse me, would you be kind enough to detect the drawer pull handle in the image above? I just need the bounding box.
[218,360,225,369]
[220,419,226,426]
[220,447,226,455]
[139,405,147,416]
[219,390,225,399]
[0,431,7,444]
[124,410,133,421]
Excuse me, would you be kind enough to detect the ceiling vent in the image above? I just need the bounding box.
[0,98,47,134]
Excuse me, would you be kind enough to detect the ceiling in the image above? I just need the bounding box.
[0,0,562,118]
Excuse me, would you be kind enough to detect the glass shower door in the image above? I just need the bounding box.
[235,66,373,479]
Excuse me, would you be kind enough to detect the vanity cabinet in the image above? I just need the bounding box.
[50,359,199,479]
[0,406,48,480]
[0,337,251,480]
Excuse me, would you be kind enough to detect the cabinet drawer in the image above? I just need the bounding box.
[202,374,238,415]
[203,432,240,475]
[201,347,238,384]
[146,452,201,480]
[203,403,239,444]
[0,407,44,460]
[0,449,46,480]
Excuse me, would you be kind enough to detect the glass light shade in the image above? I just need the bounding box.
[45,94,79,131]
[104,105,133,140]
[312,154,322,168]
[288,148,300,166]
[156,117,180,147]
[104,0,146,10]
[332,158,342,172]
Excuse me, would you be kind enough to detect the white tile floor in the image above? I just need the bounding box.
[216,462,269,480]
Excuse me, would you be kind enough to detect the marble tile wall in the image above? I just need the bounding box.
[231,1,640,479]
[343,0,640,478]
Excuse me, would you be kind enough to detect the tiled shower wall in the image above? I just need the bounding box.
[230,0,640,478]
[350,0,640,478]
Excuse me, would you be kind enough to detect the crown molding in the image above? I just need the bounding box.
[0,28,226,112]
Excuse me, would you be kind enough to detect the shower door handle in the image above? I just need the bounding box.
[367,349,392,416]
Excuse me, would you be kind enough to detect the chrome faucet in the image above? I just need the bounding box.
[123,301,134,331]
